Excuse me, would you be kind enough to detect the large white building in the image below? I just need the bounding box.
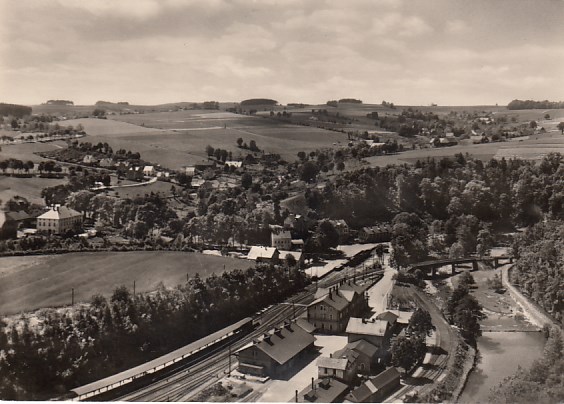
[37,205,82,235]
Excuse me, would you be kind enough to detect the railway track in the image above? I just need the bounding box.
[113,269,383,402]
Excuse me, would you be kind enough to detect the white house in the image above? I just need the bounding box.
[143,165,155,176]
[37,205,82,235]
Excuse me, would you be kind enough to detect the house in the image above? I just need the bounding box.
[271,229,292,250]
[194,160,216,171]
[279,250,304,266]
[284,214,307,233]
[143,165,155,176]
[345,367,401,403]
[0,210,29,239]
[334,339,379,374]
[330,220,350,240]
[376,310,413,330]
[82,155,97,164]
[470,134,489,144]
[291,239,305,250]
[359,225,392,243]
[247,246,280,263]
[184,166,196,177]
[236,322,315,378]
[307,281,371,334]
[225,161,243,168]
[346,318,391,348]
[295,378,348,403]
[316,352,358,384]
[36,205,82,235]
[127,166,144,181]
[99,158,114,168]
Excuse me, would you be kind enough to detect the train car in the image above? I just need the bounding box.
[67,317,253,401]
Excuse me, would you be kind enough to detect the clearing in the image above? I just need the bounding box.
[0,251,253,315]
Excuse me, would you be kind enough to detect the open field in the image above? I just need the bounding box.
[0,251,254,315]
[62,114,348,168]
[108,180,176,199]
[0,176,67,206]
[0,141,67,163]
[365,131,564,166]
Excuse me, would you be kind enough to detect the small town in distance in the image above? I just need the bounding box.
[0,97,562,403]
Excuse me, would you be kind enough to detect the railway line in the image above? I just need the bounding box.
[109,268,383,402]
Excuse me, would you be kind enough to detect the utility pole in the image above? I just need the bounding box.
[133,280,136,297]
[228,343,232,376]
[71,288,74,306]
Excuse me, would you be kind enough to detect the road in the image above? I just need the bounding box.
[111,268,383,402]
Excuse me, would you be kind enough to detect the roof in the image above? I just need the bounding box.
[347,368,401,402]
[344,339,379,358]
[310,291,350,312]
[390,310,413,325]
[295,318,316,334]
[241,323,315,365]
[3,210,30,221]
[272,230,292,239]
[279,250,303,261]
[316,357,349,371]
[225,161,243,167]
[340,281,371,295]
[297,378,348,403]
[71,317,252,398]
[346,318,388,337]
[37,206,81,220]
[143,165,154,171]
[376,311,399,325]
[247,246,279,260]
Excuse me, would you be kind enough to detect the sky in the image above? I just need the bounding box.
[1,0,563,106]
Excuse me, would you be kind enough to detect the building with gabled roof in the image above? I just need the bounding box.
[295,377,348,403]
[143,165,155,176]
[345,367,401,403]
[37,205,82,235]
[236,322,315,378]
[307,280,371,334]
[346,318,391,348]
[317,352,358,384]
[0,210,29,239]
[247,246,280,263]
[271,229,292,250]
[334,339,379,374]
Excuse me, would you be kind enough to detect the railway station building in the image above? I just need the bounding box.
[236,322,315,378]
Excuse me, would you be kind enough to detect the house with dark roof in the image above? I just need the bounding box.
[271,229,292,250]
[333,339,379,374]
[236,322,315,378]
[359,225,392,243]
[345,367,401,403]
[0,210,29,239]
[307,280,371,334]
[294,377,348,403]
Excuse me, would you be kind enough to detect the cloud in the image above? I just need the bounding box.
[445,19,468,34]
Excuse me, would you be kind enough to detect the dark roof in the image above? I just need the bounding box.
[296,378,348,403]
[345,339,379,358]
[310,292,349,312]
[247,323,315,365]
[5,210,30,221]
[347,367,401,402]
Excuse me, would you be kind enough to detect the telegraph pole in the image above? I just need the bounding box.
[228,343,232,376]
[133,280,136,297]
[71,288,74,306]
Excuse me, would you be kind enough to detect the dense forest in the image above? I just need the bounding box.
[511,221,564,323]
[0,103,32,118]
[507,99,564,110]
[240,98,278,106]
[0,265,307,400]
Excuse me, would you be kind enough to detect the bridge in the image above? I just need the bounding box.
[409,255,513,278]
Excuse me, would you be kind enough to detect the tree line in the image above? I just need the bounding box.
[0,265,307,400]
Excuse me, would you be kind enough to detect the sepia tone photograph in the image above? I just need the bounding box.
[0,0,563,402]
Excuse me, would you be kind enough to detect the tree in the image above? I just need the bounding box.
[285,253,297,268]
[458,271,475,289]
[453,294,486,342]
[391,335,426,374]
[299,161,319,183]
[529,120,537,129]
[408,308,434,338]
[558,122,564,135]
[241,173,252,189]
[449,242,464,259]
[316,220,340,251]
[236,137,243,147]
[249,140,259,152]
[205,145,215,157]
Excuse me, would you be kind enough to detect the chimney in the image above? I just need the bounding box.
[362,318,366,324]
[312,377,315,390]
[295,390,298,403]
[329,353,332,358]
[329,290,332,300]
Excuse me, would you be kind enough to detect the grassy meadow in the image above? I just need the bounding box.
[0,251,254,315]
